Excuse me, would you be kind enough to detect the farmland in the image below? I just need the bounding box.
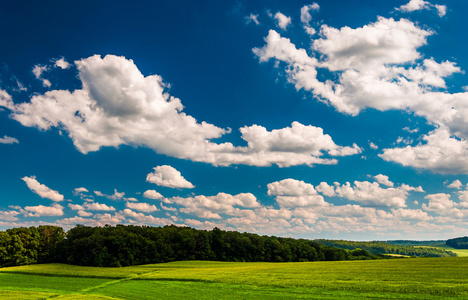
[1,258,468,299]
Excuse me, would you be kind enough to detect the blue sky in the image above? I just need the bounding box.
[1,0,468,240]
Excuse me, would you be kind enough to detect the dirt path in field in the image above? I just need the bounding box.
[46,269,161,299]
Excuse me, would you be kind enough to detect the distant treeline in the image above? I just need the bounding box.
[446,236,468,249]
[0,224,409,268]
[382,240,446,247]
[315,239,456,257]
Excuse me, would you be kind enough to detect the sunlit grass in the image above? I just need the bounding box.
[1,258,468,299]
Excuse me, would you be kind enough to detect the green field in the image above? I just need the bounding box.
[428,244,468,257]
[1,258,468,299]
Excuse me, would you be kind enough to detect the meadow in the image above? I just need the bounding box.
[1,258,468,299]
[428,244,468,257]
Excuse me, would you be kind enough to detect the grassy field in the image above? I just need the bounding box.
[428,244,468,257]
[1,258,468,299]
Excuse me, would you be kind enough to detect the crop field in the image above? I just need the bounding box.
[1,258,468,299]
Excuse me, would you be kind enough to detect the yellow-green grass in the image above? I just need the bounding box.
[428,244,468,257]
[1,258,468,299]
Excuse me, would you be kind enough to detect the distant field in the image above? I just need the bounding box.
[420,244,468,257]
[1,258,468,299]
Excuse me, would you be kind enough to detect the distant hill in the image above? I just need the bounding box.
[446,236,468,249]
[315,239,456,257]
[381,240,446,247]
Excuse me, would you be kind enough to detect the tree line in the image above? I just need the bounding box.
[0,224,452,268]
[315,239,456,257]
[446,236,468,249]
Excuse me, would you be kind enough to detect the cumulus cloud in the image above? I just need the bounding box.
[397,0,431,12]
[0,135,19,144]
[374,174,394,187]
[396,0,447,17]
[73,187,89,195]
[380,129,468,174]
[21,176,64,202]
[447,180,462,189]
[77,210,93,217]
[2,55,358,168]
[54,57,70,69]
[94,189,125,200]
[0,210,20,221]
[274,12,291,30]
[122,208,172,225]
[391,208,432,221]
[23,203,64,217]
[315,179,424,208]
[83,202,116,211]
[169,192,260,219]
[32,64,51,87]
[143,190,163,199]
[267,178,327,207]
[253,16,468,174]
[300,3,319,35]
[434,4,447,17]
[125,201,159,213]
[146,165,194,189]
[422,193,455,212]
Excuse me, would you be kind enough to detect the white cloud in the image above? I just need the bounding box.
[7,54,228,157]
[170,192,260,219]
[146,165,195,189]
[374,174,394,187]
[24,203,64,217]
[21,176,64,202]
[94,189,125,200]
[300,3,319,24]
[380,129,468,174]
[245,14,260,25]
[447,180,463,189]
[54,57,70,69]
[396,0,447,17]
[0,89,14,110]
[435,4,447,17]
[320,179,424,208]
[73,187,89,195]
[315,182,336,197]
[422,193,455,212]
[300,3,319,35]
[397,0,431,12]
[0,210,20,221]
[267,178,327,207]
[391,208,432,221]
[369,142,378,150]
[160,203,177,212]
[274,12,291,30]
[122,208,172,225]
[3,55,359,168]
[403,127,419,134]
[68,203,84,211]
[77,210,93,217]
[125,201,159,213]
[234,122,361,167]
[334,181,408,207]
[253,17,468,174]
[143,189,163,199]
[314,17,432,72]
[32,64,51,87]
[83,202,115,211]
[0,135,19,144]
